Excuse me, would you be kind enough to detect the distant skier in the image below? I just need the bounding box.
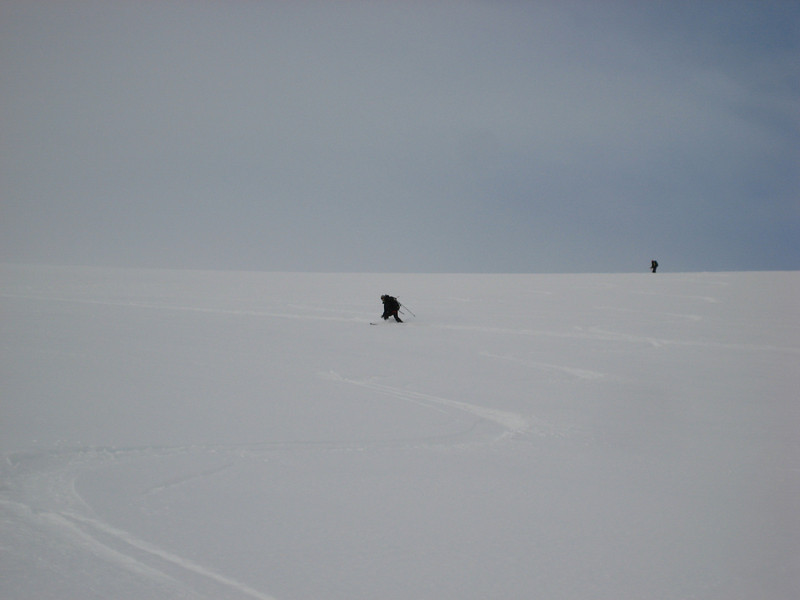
[380,294,403,322]
[651,260,658,273]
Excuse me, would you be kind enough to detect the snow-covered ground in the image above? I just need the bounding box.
[1,265,798,600]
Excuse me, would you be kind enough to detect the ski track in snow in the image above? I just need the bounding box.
[4,381,540,600]
[595,305,704,322]
[140,462,235,497]
[4,292,797,354]
[2,366,546,600]
[1,382,538,600]
[1,499,279,600]
[323,371,571,440]
[433,322,799,353]
[55,510,279,600]
[2,447,280,600]
[480,352,609,380]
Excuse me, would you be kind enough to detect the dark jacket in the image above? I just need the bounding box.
[381,295,402,321]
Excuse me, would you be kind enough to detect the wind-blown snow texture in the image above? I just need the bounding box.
[1,265,798,600]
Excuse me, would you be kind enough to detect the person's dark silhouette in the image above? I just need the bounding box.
[380,295,403,322]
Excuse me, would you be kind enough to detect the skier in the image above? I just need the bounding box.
[380,294,403,322]
[651,260,658,273]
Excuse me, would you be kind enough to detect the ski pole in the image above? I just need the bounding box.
[400,303,416,317]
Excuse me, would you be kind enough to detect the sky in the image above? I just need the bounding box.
[1,0,798,273]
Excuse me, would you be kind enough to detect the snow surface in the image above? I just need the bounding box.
[1,265,798,600]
